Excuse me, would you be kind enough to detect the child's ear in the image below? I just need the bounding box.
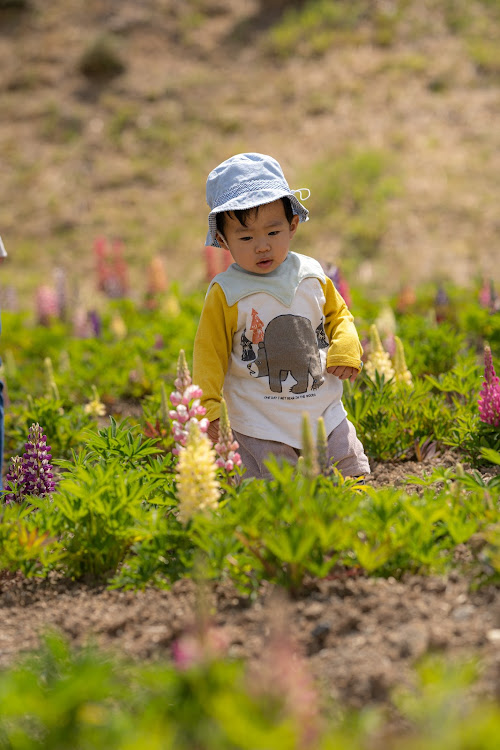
[216,231,228,248]
[289,214,300,236]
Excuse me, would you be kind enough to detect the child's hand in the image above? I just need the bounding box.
[207,419,220,444]
[327,365,359,382]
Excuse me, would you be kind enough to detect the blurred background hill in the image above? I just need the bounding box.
[0,0,499,307]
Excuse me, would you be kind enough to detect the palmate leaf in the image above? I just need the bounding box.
[480,447,500,466]
[352,537,395,572]
[83,417,160,464]
[262,524,317,565]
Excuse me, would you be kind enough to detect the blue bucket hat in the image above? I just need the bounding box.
[206,152,310,247]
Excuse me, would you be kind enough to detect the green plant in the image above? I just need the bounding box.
[343,373,450,461]
[0,502,63,577]
[308,148,400,262]
[396,316,466,376]
[45,448,173,581]
[0,631,322,750]
[78,35,126,80]
[192,460,360,595]
[7,396,94,462]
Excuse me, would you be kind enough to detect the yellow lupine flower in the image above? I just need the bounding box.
[365,324,395,381]
[393,336,413,388]
[84,385,106,417]
[316,416,328,476]
[300,412,319,479]
[177,421,220,524]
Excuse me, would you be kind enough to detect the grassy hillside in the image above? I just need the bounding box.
[0,0,499,306]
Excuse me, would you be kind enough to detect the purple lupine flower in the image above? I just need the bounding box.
[21,424,56,497]
[322,262,352,307]
[3,424,56,504]
[478,345,500,427]
[435,285,450,323]
[3,456,25,505]
[169,350,209,455]
[88,310,102,337]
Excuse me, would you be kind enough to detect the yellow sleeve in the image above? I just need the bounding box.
[192,283,238,422]
[321,278,363,371]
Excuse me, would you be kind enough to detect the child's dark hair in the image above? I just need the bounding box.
[216,197,294,237]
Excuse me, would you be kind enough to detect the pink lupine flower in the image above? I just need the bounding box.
[172,627,228,670]
[170,350,209,454]
[53,266,68,322]
[214,398,242,473]
[72,307,91,338]
[221,248,233,272]
[396,284,416,313]
[146,255,168,296]
[204,245,219,282]
[478,345,500,427]
[94,236,110,292]
[247,605,321,749]
[322,263,352,307]
[36,285,59,326]
[479,278,499,312]
[93,236,129,298]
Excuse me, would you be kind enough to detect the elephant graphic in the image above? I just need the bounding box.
[247,314,325,394]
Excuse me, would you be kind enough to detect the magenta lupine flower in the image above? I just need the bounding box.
[3,424,56,504]
[214,399,242,472]
[479,278,498,313]
[478,345,500,427]
[169,351,209,454]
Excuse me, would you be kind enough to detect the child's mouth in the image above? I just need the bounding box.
[257,258,273,269]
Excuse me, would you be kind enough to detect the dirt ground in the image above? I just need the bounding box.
[1,0,500,303]
[2,453,500,717]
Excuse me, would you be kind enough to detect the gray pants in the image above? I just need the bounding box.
[233,418,370,480]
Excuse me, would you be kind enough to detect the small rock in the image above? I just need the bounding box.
[452,605,475,621]
[487,629,500,643]
[303,602,324,620]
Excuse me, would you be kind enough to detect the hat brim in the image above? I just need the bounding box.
[206,190,309,247]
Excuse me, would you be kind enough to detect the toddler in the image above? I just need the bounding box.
[193,153,370,479]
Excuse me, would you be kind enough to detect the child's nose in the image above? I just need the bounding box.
[255,236,270,253]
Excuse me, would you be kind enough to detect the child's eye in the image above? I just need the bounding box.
[269,231,280,236]
[240,236,252,242]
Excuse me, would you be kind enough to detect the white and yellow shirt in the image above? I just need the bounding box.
[193,252,362,449]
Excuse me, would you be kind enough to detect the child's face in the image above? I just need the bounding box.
[216,199,299,274]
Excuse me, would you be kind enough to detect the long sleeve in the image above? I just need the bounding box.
[192,283,239,422]
[321,278,363,371]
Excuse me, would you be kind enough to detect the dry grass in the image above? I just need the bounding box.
[0,0,499,307]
